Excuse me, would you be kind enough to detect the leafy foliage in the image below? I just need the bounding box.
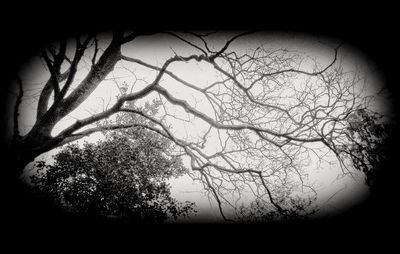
[31,132,196,223]
[341,108,393,186]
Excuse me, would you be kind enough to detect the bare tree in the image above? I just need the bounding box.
[8,31,384,221]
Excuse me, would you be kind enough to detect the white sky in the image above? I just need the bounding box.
[10,32,393,222]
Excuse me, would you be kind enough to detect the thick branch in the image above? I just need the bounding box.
[121,54,205,92]
[36,70,70,121]
[57,123,169,147]
[154,85,322,143]
[41,50,61,97]
[47,33,123,126]
[91,36,99,65]
[54,76,160,140]
[56,35,94,102]
[54,39,67,68]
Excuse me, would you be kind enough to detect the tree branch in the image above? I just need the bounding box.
[121,31,159,44]
[41,50,61,97]
[91,36,99,65]
[258,172,284,212]
[209,31,255,61]
[56,35,94,103]
[54,39,67,69]
[13,76,24,139]
[45,33,122,127]
[36,69,70,121]
[154,84,323,143]
[57,123,169,147]
[163,32,208,55]
[200,170,234,222]
[121,54,205,92]
[182,31,218,53]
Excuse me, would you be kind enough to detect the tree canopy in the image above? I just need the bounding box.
[31,132,195,223]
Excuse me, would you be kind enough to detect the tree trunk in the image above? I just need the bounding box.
[7,144,39,180]
[7,131,56,180]
[5,141,63,232]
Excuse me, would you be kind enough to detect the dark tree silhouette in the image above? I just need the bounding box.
[31,132,195,223]
[338,108,394,187]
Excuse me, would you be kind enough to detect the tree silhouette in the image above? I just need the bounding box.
[6,31,391,221]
